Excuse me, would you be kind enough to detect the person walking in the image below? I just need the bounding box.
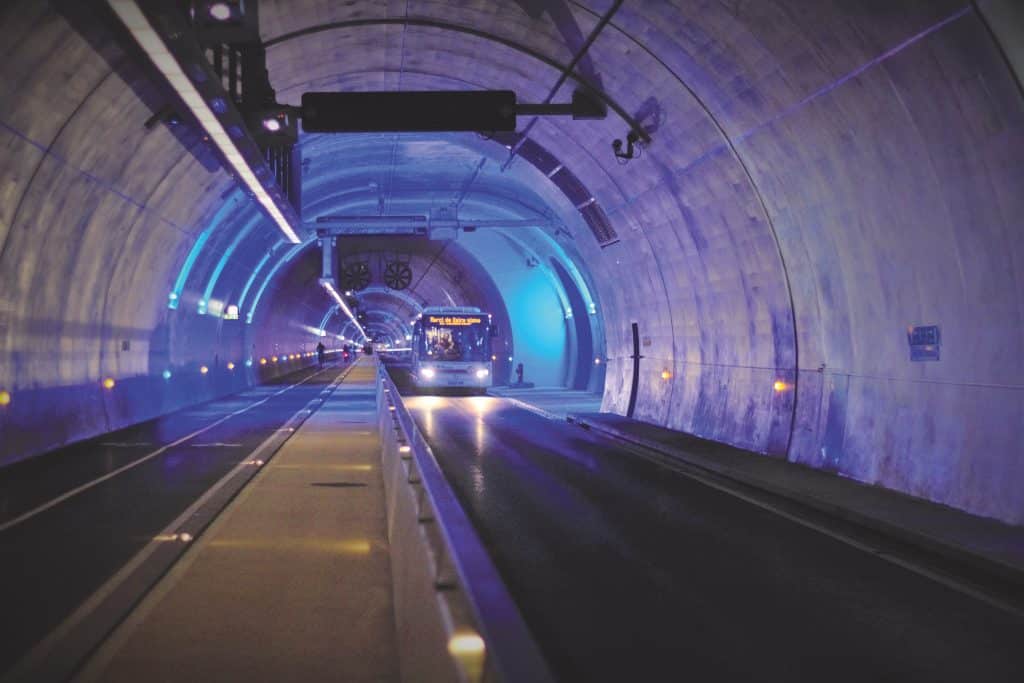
[316,341,326,368]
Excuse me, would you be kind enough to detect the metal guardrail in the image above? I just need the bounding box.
[375,364,556,683]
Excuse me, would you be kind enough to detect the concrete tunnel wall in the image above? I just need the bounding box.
[0,1,1022,524]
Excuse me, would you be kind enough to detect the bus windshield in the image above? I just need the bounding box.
[419,315,490,362]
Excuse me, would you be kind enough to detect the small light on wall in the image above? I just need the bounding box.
[260,357,268,365]
[200,365,209,375]
[594,357,602,365]
[272,356,279,363]
[102,378,116,390]
[245,359,253,367]
[773,380,788,392]
[0,390,11,406]
[227,362,235,370]
[398,445,411,453]
[162,370,172,380]
[661,370,672,380]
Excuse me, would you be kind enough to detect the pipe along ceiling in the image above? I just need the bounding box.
[0,1,1022,525]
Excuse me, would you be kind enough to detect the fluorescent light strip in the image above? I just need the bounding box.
[321,280,369,341]
[107,1,301,244]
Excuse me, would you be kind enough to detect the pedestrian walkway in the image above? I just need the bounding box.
[76,359,399,682]
[569,412,1024,584]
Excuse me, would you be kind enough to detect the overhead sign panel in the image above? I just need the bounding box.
[301,90,517,132]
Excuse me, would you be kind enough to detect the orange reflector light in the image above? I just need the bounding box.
[102,378,116,390]
[773,380,788,392]
[661,370,672,380]
[200,366,209,375]
[260,357,268,365]
[0,390,10,406]
[227,362,235,370]
[272,356,279,362]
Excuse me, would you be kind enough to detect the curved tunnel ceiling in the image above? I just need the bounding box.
[0,1,1022,527]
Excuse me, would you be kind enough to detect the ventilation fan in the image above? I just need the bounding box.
[383,261,413,290]
[340,261,371,291]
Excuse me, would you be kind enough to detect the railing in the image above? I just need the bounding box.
[375,364,556,683]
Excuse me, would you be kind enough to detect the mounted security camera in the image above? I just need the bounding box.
[612,129,642,160]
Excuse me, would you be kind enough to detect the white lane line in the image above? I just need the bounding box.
[501,397,561,421]
[0,368,332,533]
[189,443,243,448]
[100,442,152,448]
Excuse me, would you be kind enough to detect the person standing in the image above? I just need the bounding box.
[316,341,326,367]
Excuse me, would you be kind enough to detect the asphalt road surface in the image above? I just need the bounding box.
[402,391,1024,683]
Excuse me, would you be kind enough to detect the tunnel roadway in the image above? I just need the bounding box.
[0,363,349,678]
[398,385,1024,682]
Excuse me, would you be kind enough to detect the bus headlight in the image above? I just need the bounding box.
[420,367,436,379]
[475,368,489,379]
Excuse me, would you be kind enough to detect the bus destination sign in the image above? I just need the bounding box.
[428,316,483,326]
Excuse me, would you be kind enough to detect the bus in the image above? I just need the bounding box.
[411,306,493,392]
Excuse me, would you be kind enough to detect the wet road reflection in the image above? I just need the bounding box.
[404,393,1024,683]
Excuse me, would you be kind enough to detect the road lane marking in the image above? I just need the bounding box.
[100,442,152,448]
[189,443,243,448]
[0,368,332,533]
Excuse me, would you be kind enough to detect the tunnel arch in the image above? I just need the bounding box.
[0,1,1021,526]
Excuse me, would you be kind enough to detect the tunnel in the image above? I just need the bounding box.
[1,1,1023,681]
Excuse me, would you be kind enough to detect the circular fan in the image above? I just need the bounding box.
[340,262,371,291]
[383,261,413,290]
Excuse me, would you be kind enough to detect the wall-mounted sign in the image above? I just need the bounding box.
[907,324,940,361]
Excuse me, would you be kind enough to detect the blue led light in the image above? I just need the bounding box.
[162,369,172,380]
[245,359,253,367]
[203,213,262,308]
[169,194,241,309]
[247,238,314,324]
[237,248,278,312]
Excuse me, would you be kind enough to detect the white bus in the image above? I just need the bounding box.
[411,306,493,393]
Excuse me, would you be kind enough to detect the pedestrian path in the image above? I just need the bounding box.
[76,359,399,682]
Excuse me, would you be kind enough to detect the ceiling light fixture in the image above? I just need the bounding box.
[106,0,301,244]
[320,279,369,342]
